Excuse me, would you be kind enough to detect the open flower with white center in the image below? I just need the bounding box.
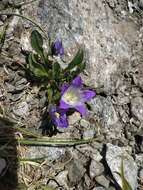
[59,76,96,116]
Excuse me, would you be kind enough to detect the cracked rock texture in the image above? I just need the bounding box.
[0,0,143,189]
[106,143,138,190]
[23,0,142,95]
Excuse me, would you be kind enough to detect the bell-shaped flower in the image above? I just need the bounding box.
[49,105,68,128]
[59,76,96,116]
[52,39,64,56]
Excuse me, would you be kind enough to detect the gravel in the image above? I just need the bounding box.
[0,0,143,189]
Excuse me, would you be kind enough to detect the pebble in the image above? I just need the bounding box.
[89,160,104,178]
[0,21,3,26]
[10,93,24,102]
[83,129,95,139]
[95,175,110,189]
[67,159,86,186]
[84,173,91,187]
[68,112,81,125]
[0,15,7,22]
[136,154,143,167]
[89,96,119,126]
[47,180,59,189]
[15,78,27,86]
[108,187,116,190]
[15,84,26,92]
[5,82,15,92]
[25,146,66,161]
[128,1,134,13]
[6,9,20,39]
[76,144,103,163]
[20,31,32,52]
[55,170,68,188]
[0,158,6,175]
[131,97,143,121]
[91,150,103,162]
[13,101,29,117]
[139,0,143,8]
[93,187,105,190]
[80,119,90,128]
[139,169,143,179]
[106,143,138,190]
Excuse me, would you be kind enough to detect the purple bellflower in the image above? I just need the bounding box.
[49,105,68,128]
[59,76,96,116]
[52,39,64,56]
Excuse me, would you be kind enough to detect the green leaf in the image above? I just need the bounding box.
[52,62,61,80]
[117,159,133,190]
[28,53,49,78]
[63,49,85,82]
[66,49,84,71]
[79,61,86,72]
[71,61,85,76]
[53,91,60,102]
[31,30,43,54]
[121,159,132,190]
[63,61,85,83]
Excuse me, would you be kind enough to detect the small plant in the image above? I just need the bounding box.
[26,29,96,129]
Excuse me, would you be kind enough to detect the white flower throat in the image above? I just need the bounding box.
[55,112,60,118]
[62,87,80,105]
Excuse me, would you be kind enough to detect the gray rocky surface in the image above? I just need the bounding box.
[95,175,110,189]
[67,159,86,186]
[92,187,105,190]
[106,143,138,190]
[20,0,142,93]
[89,160,104,178]
[12,101,29,117]
[55,170,68,189]
[139,169,143,180]
[0,0,143,189]
[131,97,143,121]
[25,146,67,161]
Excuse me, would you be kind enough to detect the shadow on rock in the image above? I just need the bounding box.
[39,108,58,137]
[0,118,18,190]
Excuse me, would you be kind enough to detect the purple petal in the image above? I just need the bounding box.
[72,76,83,87]
[59,100,71,110]
[61,83,69,95]
[52,39,64,56]
[54,39,62,49]
[82,90,96,101]
[59,113,68,128]
[55,113,68,128]
[75,104,87,116]
[57,107,67,114]
[49,105,68,128]
[59,46,64,56]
